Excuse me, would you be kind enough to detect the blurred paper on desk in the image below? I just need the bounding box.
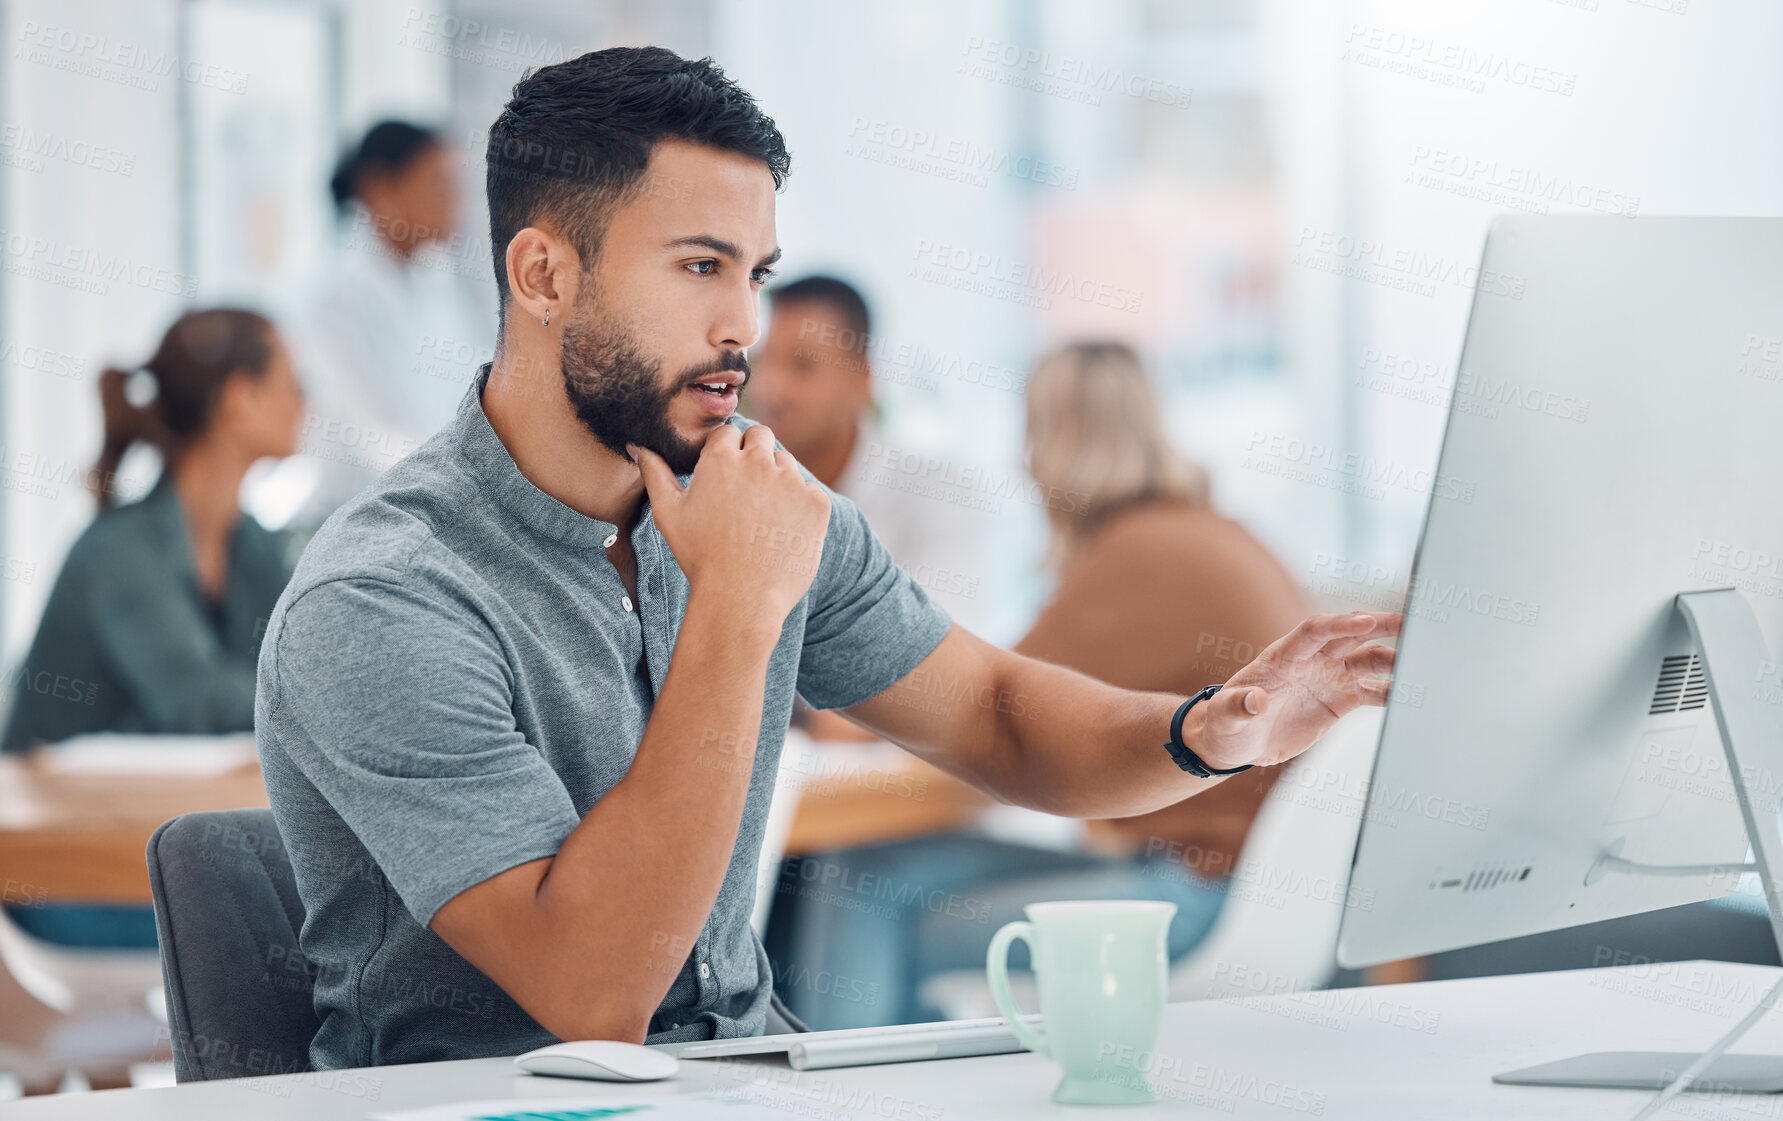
[37,733,259,776]
[373,1095,833,1121]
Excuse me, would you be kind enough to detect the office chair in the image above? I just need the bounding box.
[145,809,320,1081]
[0,903,166,1090]
[148,808,808,1082]
[754,729,811,937]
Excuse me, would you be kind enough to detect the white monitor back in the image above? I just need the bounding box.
[1338,216,1783,969]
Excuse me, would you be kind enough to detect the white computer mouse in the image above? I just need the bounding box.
[513,1040,680,1082]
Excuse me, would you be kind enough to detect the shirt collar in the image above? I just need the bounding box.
[453,363,625,549]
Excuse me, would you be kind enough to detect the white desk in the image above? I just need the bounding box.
[9,962,1781,1119]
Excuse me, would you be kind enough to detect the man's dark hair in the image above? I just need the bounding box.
[485,46,791,327]
[769,275,872,354]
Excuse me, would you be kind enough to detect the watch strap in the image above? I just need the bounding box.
[1163,684,1254,778]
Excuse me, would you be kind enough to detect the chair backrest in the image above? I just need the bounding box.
[916,709,1392,1023]
[1166,706,1386,1000]
[754,730,813,937]
[146,808,321,1081]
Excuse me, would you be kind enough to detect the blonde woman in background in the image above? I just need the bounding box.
[1013,341,1307,899]
[766,340,1305,1029]
[1018,343,1783,993]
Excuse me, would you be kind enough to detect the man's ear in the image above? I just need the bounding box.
[505,225,580,321]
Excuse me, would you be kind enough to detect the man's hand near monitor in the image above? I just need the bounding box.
[834,611,1396,816]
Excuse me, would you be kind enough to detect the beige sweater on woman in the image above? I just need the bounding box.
[1015,500,1308,879]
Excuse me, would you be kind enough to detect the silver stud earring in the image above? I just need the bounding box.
[542,308,550,327]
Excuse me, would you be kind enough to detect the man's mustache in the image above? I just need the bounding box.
[677,350,751,389]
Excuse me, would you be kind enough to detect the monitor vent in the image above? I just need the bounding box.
[1650,654,1708,715]
[1435,866,1532,893]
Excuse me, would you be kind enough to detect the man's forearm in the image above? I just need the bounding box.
[843,629,1229,820]
[988,657,1229,819]
[850,615,1396,824]
[490,593,780,1040]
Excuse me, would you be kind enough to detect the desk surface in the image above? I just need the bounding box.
[9,961,1780,1119]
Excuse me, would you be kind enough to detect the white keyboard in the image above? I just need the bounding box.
[658,1014,1044,1071]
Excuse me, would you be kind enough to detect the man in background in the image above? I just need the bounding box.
[745,276,981,632]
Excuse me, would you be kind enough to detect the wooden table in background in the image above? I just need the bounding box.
[780,746,991,855]
[0,755,271,906]
[0,746,989,906]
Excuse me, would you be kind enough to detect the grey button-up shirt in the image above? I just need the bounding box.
[256,365,951,1069]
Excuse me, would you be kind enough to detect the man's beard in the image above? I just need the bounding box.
[560,301,750,476]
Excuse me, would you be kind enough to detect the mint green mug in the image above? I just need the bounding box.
[986,900,1176,1105]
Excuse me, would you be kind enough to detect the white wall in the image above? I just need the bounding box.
[714,0,1037,639]
[1340,0,1783,599]
[3,0,188,657]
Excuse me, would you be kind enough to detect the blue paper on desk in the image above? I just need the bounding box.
[372,1094,826,1120]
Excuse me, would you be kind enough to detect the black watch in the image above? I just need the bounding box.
[1163,684,1253,778]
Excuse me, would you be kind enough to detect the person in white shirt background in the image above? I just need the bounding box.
[285,120,496,527]
[743,275,983,641]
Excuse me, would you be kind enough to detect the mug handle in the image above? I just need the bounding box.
[985,920,1050,1058]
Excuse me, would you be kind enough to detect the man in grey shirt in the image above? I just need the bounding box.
[257,46,1400,1070]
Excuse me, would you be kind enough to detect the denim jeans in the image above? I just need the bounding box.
[764,835,1228,1030]
[5,903,158,948]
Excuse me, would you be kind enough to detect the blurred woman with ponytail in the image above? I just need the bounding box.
[0,309,305,762]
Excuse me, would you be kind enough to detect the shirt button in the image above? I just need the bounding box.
[699,962,711,980]
[622,595,634,612]
[603,533,617,548]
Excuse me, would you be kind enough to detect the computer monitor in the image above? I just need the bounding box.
[1336,216,1783,1083]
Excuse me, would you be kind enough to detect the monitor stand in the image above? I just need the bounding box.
[1495,588,1783,1095]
